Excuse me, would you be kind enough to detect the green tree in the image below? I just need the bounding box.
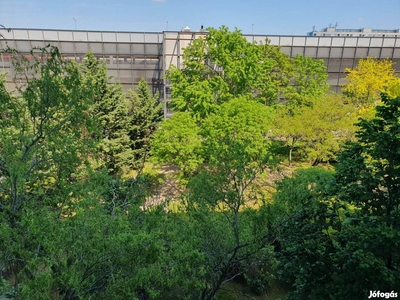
[336,94,400,218]
[0,47,94,222]
[150,112,203,181]
[0,46,96,292]
[271,168,343,299]
[167,26,292,119]
[0,46,218,300]
[167,27,330,120]
[273,94,356,165]
[284,55,329,106]
[314,94,400,298]
[126,77,162,173]
[82,51,134,175]
[187,99,277,299]
[274,94,400,299]
[83,53,161,175]
[332,95,400,295]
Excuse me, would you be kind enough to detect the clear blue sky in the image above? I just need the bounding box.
[1,0,399,35]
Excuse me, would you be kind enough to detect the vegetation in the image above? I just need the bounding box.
[342,56,398,106]
[1,27,400,300]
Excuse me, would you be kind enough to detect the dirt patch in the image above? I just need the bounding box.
[142,165,183,209]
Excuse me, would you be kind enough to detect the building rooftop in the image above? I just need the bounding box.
[308,27,400,37]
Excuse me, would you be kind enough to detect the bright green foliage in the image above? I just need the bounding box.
[186,99,277,298]
[274,94,400,299]
[285,55,329,106]
[272,105,307,165]
[190,98,275,213]
[167,27,330,120]
[0,47,97,295]
[273,94,356,165]
[150,112,203,180]
[199,98,275,201]
[0,47,94,218]
[167,26,292,119]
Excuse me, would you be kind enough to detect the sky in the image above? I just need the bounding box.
[1,0,400,35]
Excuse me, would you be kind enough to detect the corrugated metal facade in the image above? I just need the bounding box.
[1,28,399,117]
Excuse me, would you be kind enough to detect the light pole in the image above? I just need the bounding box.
[73,18,77,30]
[252,23,254,35]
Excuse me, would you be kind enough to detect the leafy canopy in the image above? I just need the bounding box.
[167,26,329,120]
[343,57,398,106]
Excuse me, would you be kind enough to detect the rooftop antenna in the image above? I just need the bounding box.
[312,25,315,31]
[335,22,338,29]
[166,21,168,31]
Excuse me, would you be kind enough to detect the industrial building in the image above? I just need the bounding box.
[308,26,400,37]
[1,27,400,117]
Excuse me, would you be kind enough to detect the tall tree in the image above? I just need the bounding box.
[273,94,356,165]
[82,51,133,175]
[343,57,398,106]
[166,26,292,119]
[0,47,97,291]
[336,93,400,218]
[126,77,162,173]
[284,55,329,106]
[326,93,400,297]
[166,27,330,120]
[151,112,203,181]
[0,47,95,221]
[187,98,276,299]
[83,53,161,175]
[274,94,400,299]
[271,167,342,299]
